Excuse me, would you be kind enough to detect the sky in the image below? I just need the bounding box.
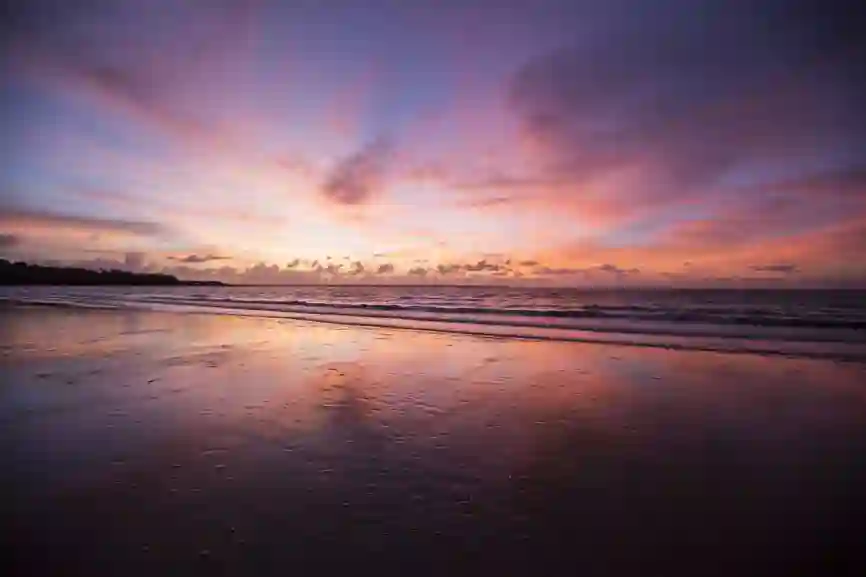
[1,0,864,286]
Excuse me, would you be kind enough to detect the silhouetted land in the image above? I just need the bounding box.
[0,259,223,286]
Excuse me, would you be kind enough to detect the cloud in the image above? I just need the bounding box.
[124,251,146,271]
[408,266,428,277]
[286,259,300,268]
[78,190,288,229]
[231,262,317,285]
[464,259,501,272]
[533,266,587,276]
[58,251,149,273]
[518,260,539,267]
[504,0,865,223]
[457,174,558,191]
[0,207,165,237]
[596,264,640,275]
[454,195,518,209]
[0,233,20,248]
[348,261,365,275]
[321,138,392,205]
[750,264,799,274]
[168,254,230,264]
[74,63,208,141]
[4,0,261,147]
[376,263,395,274]
[436,263,462,275]
[529,263,636,279]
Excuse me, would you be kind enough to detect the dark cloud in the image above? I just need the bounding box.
[464,259,501,272]
[321,138,392,205]
[436,263,462,275]
[348,261,365,275]
[518,260,539,267]
[508,0,866,210]
[751,264,799,274]
[597,264,640,275]
[408,266,428,276]
[168,254,230,264]
[376,263,395,274]
[0,233,20,248]
[286,259,300,268]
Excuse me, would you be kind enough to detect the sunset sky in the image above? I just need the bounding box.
[1,0,864,286]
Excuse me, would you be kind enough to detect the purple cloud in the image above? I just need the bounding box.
[321,138,392,205]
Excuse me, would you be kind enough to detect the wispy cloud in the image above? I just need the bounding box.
[456,196,517,209]
[533,266,586,277]
[750,264,799,274]
[0,207,166,237]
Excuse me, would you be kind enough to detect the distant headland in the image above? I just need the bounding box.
[0,259,224,286]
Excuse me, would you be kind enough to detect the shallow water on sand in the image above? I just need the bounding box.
[3,308,866,576]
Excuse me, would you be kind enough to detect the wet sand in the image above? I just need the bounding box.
[3,306,866,576]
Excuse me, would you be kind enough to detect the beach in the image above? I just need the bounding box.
[3,305,866,576]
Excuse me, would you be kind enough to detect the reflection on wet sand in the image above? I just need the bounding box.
[3,308,865,576]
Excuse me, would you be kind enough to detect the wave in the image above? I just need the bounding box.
[114,295,866,331]
[6,298,866,363]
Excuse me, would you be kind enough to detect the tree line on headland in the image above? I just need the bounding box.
[0,259,223,286]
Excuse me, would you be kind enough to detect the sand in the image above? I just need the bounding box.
[3,306,866,576]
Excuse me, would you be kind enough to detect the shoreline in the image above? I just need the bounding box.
[4,306,866,576]
[5,300,866,363]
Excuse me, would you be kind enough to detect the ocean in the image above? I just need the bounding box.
[3,285,865,360]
